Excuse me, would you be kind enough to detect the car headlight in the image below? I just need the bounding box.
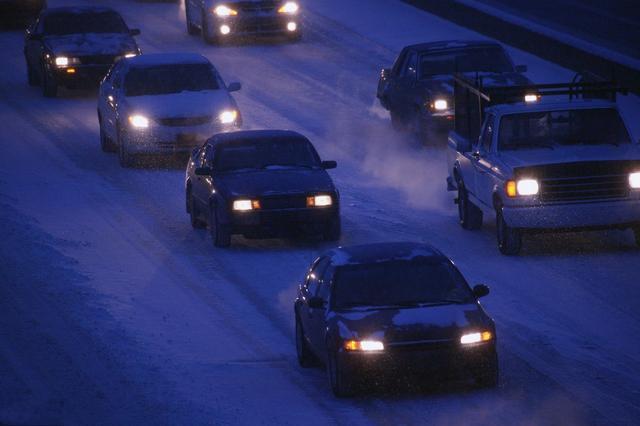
[524,94,540,103]
[219,110,238,124]
[278,1,299,14]
[128,115,150,129]
[124,52,138,59]
[233,199,261,211]
[214,5,238,17]
[506,179,539,197]
[460,331,493,345]
[630,172,640,189]
[433,99,448,111]
[55,56,80,67]
[344,340,384,351]
[306,195,333,207]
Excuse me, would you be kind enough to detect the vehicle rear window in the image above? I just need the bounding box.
[332,259,474,309]
[43,11,129,35]
[124,64,219,96]
[498,108,631,150]
[419,47,513,78]
[214,138,321,172]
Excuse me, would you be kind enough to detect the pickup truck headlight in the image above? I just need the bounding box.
[460,331,493,345]
[344,340,384,351]
[219,110,238,124]
[278,2,299,14]
[306,195,333,207]
[630,172,640,189]
[55,56,80,67]
[433,99,448,111]
[524,94,540,103]
[233,199,261,211]
[506,179,539,197]
[128,114,150,129]
[214,5,238,17]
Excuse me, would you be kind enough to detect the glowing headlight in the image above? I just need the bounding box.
[506,179,539,197]
[124,52,138,59]
[460,331,492,345]
[219,110,238,124]
[278,2,299,14]
[524,94,540,103]
[128,115,150,129]
[344,340,384,351]
[55,56,80,67]
[629,172,640,189]
[233,199,260,211]
[433,99,448,110]
[306,195,333,207]
[214,5,238,17]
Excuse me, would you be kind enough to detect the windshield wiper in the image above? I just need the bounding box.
[261,163,314,169]
[508,143,554,151]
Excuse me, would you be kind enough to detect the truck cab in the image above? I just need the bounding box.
[447,74,640,254]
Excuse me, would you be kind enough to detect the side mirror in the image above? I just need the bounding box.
[130,29,141,36]
[195,167,212,176]
[308,296,325,309]
[515,64,527,73]
[473,284,490,298]
[227,82,242,92]
[321,160,337,170]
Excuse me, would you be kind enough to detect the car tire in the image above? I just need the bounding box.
[99,115,116,153]
[327,346,355,397]
[458,184,483,230]
[201,13,219,45]
[209,204,231,247]
[295,314,315,368]
[188,191,206,229]
[41,64,58,98]
[185,4,200,35]
[475,354,499,388]
[117,127,134,168]
[496,208,522,255]
[324,216,341,241]
[26,60,38,86]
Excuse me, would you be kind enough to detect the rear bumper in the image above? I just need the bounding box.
[229,207,338,236]
[503,196,640,230]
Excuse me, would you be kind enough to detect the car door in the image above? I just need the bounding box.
[387,50,416,113]
[298,257,330,354]
[24,18,44,74]
[309,263,335,352]
[471,114,496,207]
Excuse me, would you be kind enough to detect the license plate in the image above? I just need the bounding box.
[177,133,199,144]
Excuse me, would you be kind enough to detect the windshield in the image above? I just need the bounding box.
[419,47,513,78]
[43,12,129,35]
[124,64,219,97]
[333,259,474,309]
[499,108,631,150]
[214,138,320,172]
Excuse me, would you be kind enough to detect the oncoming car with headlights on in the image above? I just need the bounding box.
[294,242,498,397]
[97,53,242,167]
[185,130,340,247]
[24,6,141,97]
[184,0,301,44]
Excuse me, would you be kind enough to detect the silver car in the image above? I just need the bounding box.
[97,52,242,167]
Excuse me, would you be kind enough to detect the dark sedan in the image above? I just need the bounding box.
[185,130,340,247]
[24,6,141,97]
[376,40,530,143]
[294,242,498,396]
[0,0,46,23]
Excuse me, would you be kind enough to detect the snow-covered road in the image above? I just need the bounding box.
[1,0,639,424]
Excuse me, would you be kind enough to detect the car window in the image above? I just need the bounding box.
[124,64,219,97]
[479,114,495,152]
[214,137,321,172]
[391,50,407,76]
[419,47,514,79]
[43,11,129,35]
[305,257,330,297]
[204,145,215,168]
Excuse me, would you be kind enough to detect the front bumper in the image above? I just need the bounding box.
[502,196,640,230]
[208,13,300,37]
[228,207,338,236]
[52,65,112,87]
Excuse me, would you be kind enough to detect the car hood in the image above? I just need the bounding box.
[498,144,640,171]
[124,90,235,119]
[44,33,137,56]
[421,71,531,96]
[216,169,335,198]
[331,303,490,343]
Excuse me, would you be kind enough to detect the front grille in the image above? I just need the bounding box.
[237,1,278,13]
[158,116,213,127]
[387,339,456,353]
[79,55,116,65]
[260,195,307,210]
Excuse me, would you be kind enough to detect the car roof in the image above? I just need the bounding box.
[487,98,619,116]
[406,40,502,54]
[42,6,119,16]
[323,242,448,267]
[208,130,309,147]
[126,53,212,68]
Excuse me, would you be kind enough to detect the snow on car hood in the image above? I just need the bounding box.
[217,169,335,197]
[498,144,640,170]
[124,90,235,119]
[44,33,137,56]
[332,303,488,343]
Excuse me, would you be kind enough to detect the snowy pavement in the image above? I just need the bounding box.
[1,0,639,424]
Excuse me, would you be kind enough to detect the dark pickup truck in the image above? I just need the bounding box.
[376,40,529,144]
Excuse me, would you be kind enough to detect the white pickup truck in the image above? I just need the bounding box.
[447,76,640,254]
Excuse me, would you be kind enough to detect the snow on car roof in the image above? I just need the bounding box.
[126,53,212,68]
[407,39,501,53]
[325,242,446,267]
[487,98,619,115]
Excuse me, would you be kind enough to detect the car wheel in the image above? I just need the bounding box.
[327,346,355,397]
[323,216,341,241]
[99,115,116,153]
[117,126,134,168]
[458,184,483,230]
[209,204,231,247]
[295,314,315,368]
[26,60,38,86]
[188,191,206,229]
[185,3,200,35]
[201,13,219,45]
[496,208,522,255]
[41,64,57,98]
[475,353,499,388]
